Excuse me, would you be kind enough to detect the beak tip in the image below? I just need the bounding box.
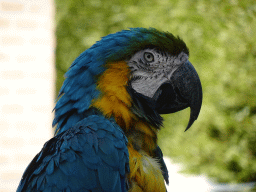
[184,121,193,132]
[184,111,199,132]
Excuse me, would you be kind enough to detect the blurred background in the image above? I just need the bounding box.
[0,0,256,191]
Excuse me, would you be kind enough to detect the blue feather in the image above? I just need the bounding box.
[54,94,70,110]
[98,137,115,154]
[70,136,82,151]
[54,102,75,119]
[99,149,120,168]
[57,113,81,134]
[46,159,54,175]
[33,163,44,174]
[36,174,45,190]
[84,132,95,148]
[43,186,53,192]
[96,129,107,138]
[64,150,77,162]
[98,163,119,191]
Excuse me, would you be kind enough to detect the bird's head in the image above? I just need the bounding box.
[53,28,202,134]
[127,48,202,131]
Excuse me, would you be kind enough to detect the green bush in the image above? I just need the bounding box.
[55,0,256,183]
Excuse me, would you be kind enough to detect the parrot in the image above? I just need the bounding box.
[17,27,202,192]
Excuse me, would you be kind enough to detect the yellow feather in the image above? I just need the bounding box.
[128,182,143,192]
[91,61,134,129]
[128,144,166,192]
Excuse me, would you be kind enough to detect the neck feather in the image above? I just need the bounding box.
[91,61,134,130]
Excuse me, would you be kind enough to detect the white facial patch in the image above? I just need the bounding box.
[127,49,188,98]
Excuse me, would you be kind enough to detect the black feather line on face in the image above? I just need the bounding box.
[127,83,163,128]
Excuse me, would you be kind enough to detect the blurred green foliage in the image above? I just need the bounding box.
[55,0,256,183]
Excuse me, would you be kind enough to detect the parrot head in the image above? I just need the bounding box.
[127,48,202,131]
[53,28,202,134]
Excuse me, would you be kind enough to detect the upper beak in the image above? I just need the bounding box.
[155,60,203,131]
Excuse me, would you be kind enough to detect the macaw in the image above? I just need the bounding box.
[17,28,202,192]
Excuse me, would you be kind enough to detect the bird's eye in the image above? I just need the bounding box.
[144,52,154,62]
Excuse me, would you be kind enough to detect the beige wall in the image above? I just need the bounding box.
[0,0,55,191]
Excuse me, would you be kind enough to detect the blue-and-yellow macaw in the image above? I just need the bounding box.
[17,28,202,192]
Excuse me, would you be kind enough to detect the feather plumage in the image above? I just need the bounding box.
[17,115,129,192]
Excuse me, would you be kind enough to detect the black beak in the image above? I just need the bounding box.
[155,60,202,131]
